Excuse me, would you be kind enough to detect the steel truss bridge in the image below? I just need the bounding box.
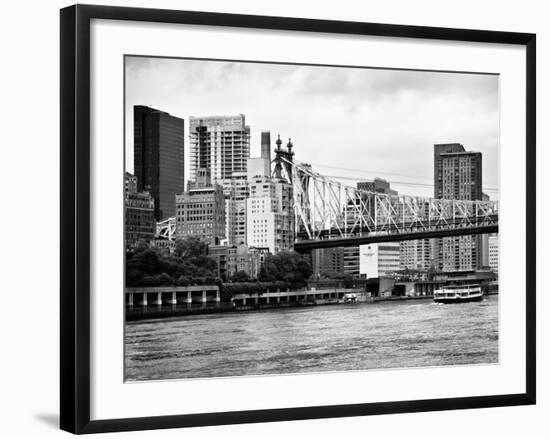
[156,217,176,241]
[276,157,498,251]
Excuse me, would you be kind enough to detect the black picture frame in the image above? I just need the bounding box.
[60,4,536,434]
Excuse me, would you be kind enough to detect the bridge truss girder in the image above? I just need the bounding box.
[281,158,499,242]
[156,216,176,241]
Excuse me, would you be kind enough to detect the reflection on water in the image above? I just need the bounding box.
[125,295,498,381]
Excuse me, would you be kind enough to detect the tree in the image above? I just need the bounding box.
[125,241,218,287]
[176,275,191,286]
[127,248,162,276]
[133,239,150,254]
[259,251,312,283]
[174,237,207,259]
[231,270,250,283]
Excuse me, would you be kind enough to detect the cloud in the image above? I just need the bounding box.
[125,56,499,198]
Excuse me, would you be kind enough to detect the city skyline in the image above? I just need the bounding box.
[124,58,500,382]
[125,56,499,198]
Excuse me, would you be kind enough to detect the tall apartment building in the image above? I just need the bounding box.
[488,233,499,276]
[400,239,432,270]
[133,105,185,221]
[175,168,225,245]
[189,115,253,247]
[433,143,483,271]
[399,199,432,271]
[224,172,249,246]
[246,173,294,254]
[188,114,250,183]
[124,172,155,251]
[359,242,401,278]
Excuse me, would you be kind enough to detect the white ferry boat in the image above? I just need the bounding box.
[433,284,483,304]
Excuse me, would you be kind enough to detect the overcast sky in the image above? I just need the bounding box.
[125,56,499,198]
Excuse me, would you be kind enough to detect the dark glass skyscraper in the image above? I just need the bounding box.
[134,105,185,221]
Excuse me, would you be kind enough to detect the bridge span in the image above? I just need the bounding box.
[272,155,499,251]
[294,224,498,252]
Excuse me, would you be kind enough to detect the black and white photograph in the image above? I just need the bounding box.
[123,56,500,381]
[1,0,546,435]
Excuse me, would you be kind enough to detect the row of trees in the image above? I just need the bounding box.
[126,237,219,287]
[259,251,312,283]
[126,239,313,292]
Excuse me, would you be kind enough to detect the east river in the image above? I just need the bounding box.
[125,295,498,381]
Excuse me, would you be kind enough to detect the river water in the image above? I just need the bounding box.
[125,295,498,381]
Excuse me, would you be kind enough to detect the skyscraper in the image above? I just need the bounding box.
[133,105,185,221]
[434,143,470,199]
[188,114,250,183]
[433,143,483,271]
[188,115,251,246]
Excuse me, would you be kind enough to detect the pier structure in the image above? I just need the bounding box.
[232,287,364,308]
[125,285,220,308]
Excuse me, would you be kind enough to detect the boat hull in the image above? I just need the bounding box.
[434,295,483,304]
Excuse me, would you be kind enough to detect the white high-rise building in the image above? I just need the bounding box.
[246,173,294,255]
[359,242,400,278]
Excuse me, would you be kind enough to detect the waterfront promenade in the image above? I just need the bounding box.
[124,284,451,321]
